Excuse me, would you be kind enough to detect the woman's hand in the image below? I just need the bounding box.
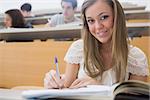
[44,69,65,89]
[69,76,99,89]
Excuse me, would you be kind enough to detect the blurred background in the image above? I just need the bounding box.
[0,0,150,14]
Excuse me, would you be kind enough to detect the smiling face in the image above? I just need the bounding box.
[85,0,114,44]
[4,14,12,28]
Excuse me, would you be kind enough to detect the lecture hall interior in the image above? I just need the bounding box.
[0,0,149,99]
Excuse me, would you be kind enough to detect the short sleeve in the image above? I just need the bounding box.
[64,39,83,64]
[127,46,149,76]
[49,14,64,27]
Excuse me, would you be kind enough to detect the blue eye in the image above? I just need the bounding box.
[100,15,109,20]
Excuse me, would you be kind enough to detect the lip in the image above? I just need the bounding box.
[96,30,108,37]
[63,13,68,16]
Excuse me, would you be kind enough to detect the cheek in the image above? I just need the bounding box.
[88,24,95,34]
[108,18,114,29]
[6,21,12,27]
[8,21,11,25]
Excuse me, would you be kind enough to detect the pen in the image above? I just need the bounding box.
[55,56,60,79]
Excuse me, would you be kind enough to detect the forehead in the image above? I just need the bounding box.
[61,1,73,7]
[85,0,112,17]
[4,14,11,19]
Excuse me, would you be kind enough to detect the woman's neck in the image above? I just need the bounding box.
[100,41,113,70]
[100,41,112,53]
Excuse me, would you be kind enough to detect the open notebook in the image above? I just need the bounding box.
[22,85,115,99]
[22,80,150,100]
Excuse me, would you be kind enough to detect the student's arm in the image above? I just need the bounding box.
[129,74,148,82]
[69,75,99,89]
[44,63,79,89]
[64,63,79,88]
[128,46,149,82]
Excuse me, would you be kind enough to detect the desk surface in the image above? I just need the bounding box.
[0,22,149,41]
[0,89,24,100]
[0,89,113,100]
[0,24,82,41]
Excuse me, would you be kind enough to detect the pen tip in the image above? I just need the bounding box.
[55,56,58,63]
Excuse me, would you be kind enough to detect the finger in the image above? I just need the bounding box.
[50,70,63,88]
[44,73,52,88]
[70,81,85,89]
[49,71,60,88]
[71,81,88,89]
[44,78,53,89]
[69,79,81,88]
[45,71,60,89]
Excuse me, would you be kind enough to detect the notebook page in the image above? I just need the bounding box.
[22,85,112,99]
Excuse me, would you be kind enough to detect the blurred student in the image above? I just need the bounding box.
[20,3,33,17]
[20,3,34,28]
[46,0,81,27]
[4,9,30,28]
[44,0,149,89]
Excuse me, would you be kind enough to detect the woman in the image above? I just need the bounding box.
[44,0,149,89]
[4,9,32,28]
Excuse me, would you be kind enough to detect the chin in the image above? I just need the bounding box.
[97,38,110,44]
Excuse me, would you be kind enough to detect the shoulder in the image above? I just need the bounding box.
[127,45,149,76]
[64,39,83,64]
[69,39,83,49]
[128,45,146,62]
[50,14,64,26]
[51,14,63,20]
[66,39,83,54]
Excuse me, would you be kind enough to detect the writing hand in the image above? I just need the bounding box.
[44,69,65,89]
[69,76,99,89]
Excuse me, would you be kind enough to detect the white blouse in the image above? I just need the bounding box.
[64,39,149,86]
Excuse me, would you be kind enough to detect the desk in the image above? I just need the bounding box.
[25,10,150,25]
[0,25,82,41]
[0,89,24,100]
[123,5,145,11]
[0,40,72,88]
[127,22,150,37]
[125,10,150,20]
[0,89,113,100]
[0,22,149,41]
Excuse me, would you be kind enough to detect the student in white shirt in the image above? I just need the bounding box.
[44,0,149,89]
[46,0,81,27]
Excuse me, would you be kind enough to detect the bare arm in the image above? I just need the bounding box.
[129,74,148,82]
[64,63,80,88]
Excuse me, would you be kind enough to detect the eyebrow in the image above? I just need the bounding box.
[86,12,107,19]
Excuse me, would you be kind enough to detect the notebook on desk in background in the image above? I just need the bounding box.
[22,80,150,100]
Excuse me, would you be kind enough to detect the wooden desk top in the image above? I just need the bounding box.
[0,89,113,100]
[0,24,82,41]
[26,10,150,25]
[0,22,149,41]
[127,22,150,28]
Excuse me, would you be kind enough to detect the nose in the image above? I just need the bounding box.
[63,9,68,15]
[95,21,103,30]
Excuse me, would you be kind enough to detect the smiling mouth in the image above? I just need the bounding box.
[96,30,108,37]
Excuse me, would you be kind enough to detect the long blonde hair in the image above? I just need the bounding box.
[81,0,128,82]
